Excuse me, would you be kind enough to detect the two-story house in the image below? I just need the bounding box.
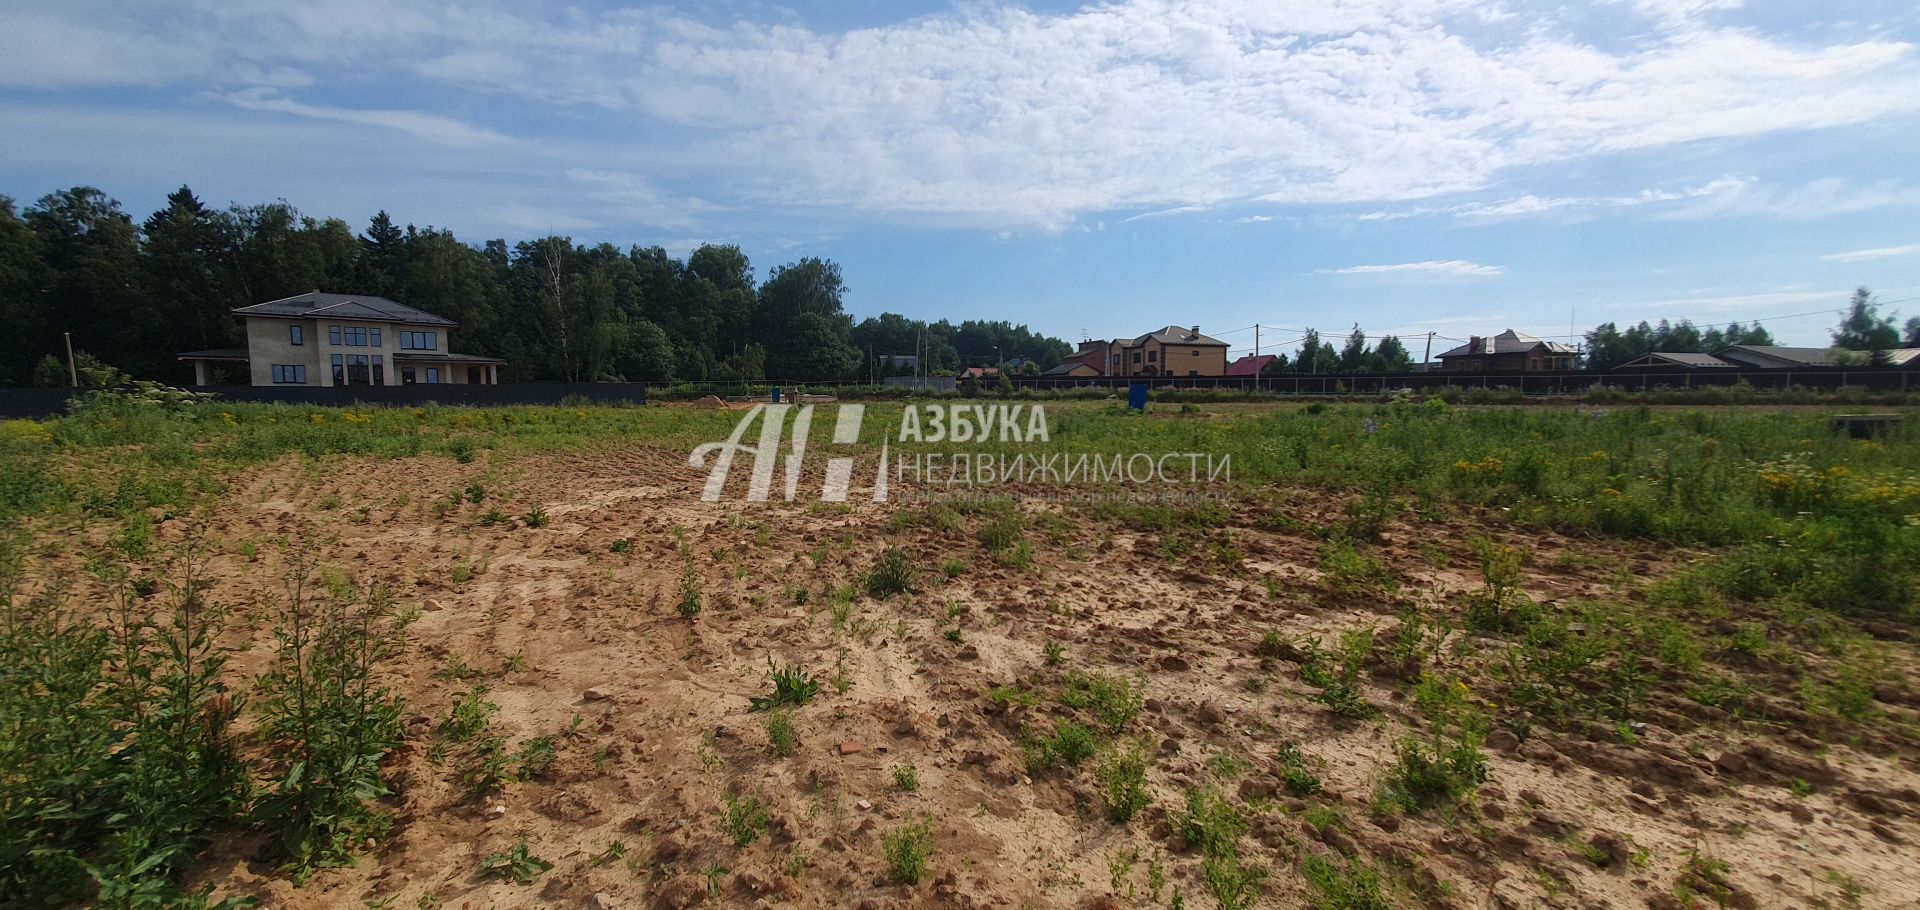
[178,291,504,387]
[1435,330,1578,372]
[1109,326,1229,377]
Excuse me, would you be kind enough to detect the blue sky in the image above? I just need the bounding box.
[4,1,1920,357]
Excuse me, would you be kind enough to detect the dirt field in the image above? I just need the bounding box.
[79,436,1908,910]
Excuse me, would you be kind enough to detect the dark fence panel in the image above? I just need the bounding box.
[0,382,647,420]
[1005,366,1920,394]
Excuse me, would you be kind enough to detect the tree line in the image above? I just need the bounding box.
[1259,325,1415,374]
[1582,288,1919,370]
[0,186,1072,387]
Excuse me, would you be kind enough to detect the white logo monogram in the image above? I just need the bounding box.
[690,404,887,503]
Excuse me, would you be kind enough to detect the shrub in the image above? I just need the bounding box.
[866,547,917,598]
[765,708,797,757]
[1296,632,1377,720]
[1174,786,1246,857]
[722,792,770,847]
[883,819,935,885]
[1317,539,1398,598]
[1380,735,1488,814]
[677,560,702,619]
[1023,719,1100,771]
[1202,851,1269,910]
[750,662,821,711]
[1062,671,1144,733]
[892,764,920,791]
[1300,855,1388,910]
[1277,743,1322,797]
[1097,741,1154,823]
[481,840,552,884]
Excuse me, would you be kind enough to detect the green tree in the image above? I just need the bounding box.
[27,187,144,375]
[1374,335,1412,371]
[141,186,243,379]
[757,258,859,381]
[1296,329,1322,374]
[1833,287,1900,358]
[0,197,49,385]
[1337,324,1371,372]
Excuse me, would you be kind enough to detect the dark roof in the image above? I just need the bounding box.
[234,291,457,327]
[1040,361,1098,376]
[1225,354,1276,376]
[1614,352,1736,369]
[1128,326,1228,347]
[390,352,506,364]
[176,347,250,362]
[1437,329,1577,358]
[1715,345,1839,367]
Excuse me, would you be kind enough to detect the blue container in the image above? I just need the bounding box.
[771,387,782,403]
[1127,382,1148,411]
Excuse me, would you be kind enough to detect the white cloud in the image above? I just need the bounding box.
[224,89,511,148]
[1328,260,1505,277]
[6,0,1920,229]
[1821,243,1920,263]
[1119,205,1208,223]
[1664,177,1920,219]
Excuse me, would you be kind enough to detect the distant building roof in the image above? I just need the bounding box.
[234,291,457,327]
[1041,361,1099,377]
[1883,347,1920,366]
[389,352,506,364]
[1436,330,1577,358]
[1127,325,1228,347]
[1225,354,1277,376]
[1715,345,1841,368]
[1614,352,1737,369]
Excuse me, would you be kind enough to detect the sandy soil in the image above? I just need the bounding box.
[93,444,1920,910]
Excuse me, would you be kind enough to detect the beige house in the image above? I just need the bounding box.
[1108,326,1229,377]
[179,291,504,387]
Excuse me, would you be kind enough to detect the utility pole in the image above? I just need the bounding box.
[1254,324,1261,357]
[64,332,77,387]
[1423,331,1434,366]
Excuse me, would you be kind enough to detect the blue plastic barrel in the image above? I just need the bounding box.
[1127,383,1148,410]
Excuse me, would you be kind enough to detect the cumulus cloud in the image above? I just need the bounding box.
[1328,260,1505,277]
[1821,243,1920,263]
[6,0,1920,229]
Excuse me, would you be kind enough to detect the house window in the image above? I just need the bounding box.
[370,328,382,348]
[344,327,367,346]
[328,325,341,345]
[347,354,372,384]
[1132,352,1141,364]
[331,354,345,384]
[1188,370,1199,377]
[372,355,385,385]
[1147,350,1157,363]
[400,331,438,350]
[425,368,440,384]
[401,367,416,385]
[271,364,307,383]
[289,326,304,346]
[468,367,482,384]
